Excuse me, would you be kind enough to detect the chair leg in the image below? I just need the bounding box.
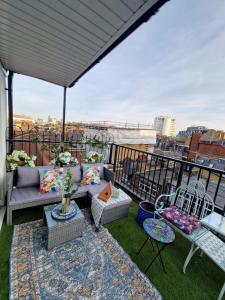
[218,282,225,300]
[7,208,12,225]
[183,243,199,273]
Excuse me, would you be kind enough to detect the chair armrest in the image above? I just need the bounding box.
[103,167,115,185]
[7,171,14,206]
[155,192,176,211]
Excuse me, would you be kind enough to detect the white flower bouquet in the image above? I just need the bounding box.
[55,168,77,197]
[6,150,36,171]
[84,151,104,163]
[51,151,78,167]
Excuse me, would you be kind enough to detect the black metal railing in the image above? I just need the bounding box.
[6,126,113,166]
[6,127,225,212]
[109,144,225,211]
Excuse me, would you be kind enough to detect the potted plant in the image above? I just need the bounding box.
[55,168,77,213]
[50,143,78,167]
[84,151,104,163]
[6,150,36,171]
[51,152,78,167]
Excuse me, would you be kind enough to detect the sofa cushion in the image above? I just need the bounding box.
[76,184,90,195]
[88,179,108,197]
[39,168,58,193]
[82,165,100,185]
[10,187,60,205]
[17,166,48,188]
[82,163,104,179]
[161,206,201,235]
[64,165,81,183]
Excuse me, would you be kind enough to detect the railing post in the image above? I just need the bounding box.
[108,143,113,164]
[176,162,184,189]
[113,144,118,172]
[7,70,14,153]
[61,86,67,142]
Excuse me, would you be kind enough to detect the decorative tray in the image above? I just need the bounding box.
[51,203,77,221]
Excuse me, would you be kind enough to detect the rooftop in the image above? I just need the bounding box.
[0,1,225,299]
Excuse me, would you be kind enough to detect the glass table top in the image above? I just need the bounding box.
[201,212,225,237]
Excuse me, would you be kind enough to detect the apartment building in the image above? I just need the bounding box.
[153,116,176,136]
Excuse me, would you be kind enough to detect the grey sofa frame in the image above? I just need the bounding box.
[7,167,114,225]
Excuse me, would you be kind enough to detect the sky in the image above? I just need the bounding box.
[13,0,225,133]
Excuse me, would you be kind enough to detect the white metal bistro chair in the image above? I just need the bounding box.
[154,181,225,300]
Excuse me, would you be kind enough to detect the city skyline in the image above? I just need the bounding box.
[13,0,225,132]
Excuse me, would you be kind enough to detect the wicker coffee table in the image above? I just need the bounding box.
[43,200,85,250]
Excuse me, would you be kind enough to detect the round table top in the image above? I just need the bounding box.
[143,218,175,244]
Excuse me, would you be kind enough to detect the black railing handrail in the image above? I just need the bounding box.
[111,143,225,212]
[111,143,225,176]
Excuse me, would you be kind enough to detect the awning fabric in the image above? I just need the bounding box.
[0,0,168,87]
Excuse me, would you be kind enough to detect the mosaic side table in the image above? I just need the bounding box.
[43,200,85,250]
[137,218,175,273]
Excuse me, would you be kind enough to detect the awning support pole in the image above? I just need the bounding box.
[61,86,67,142]
[8,70,14,153]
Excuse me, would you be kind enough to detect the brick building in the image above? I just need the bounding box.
[188,130,225,161]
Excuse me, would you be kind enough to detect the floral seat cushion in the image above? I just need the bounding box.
[161,206,201,234]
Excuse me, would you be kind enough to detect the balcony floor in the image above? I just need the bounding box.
[0,199,223,300]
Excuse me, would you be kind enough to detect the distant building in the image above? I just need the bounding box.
[48,115,57,124]
[14,114,35,130]
[153,116,176,136]
[188,129,225,161]
[178,126,208,137]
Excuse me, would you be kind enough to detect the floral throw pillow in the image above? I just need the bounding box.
[39,168,58,193]
[82,165,100,185]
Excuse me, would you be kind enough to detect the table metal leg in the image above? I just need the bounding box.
[149,237,155,252]
[144,242,168,274]
[137,237,149,255]
[156,241,167,273]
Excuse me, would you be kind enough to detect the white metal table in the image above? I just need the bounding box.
[201,212,225,237]
[200,212,225,300]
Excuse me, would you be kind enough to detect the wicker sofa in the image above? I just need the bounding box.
[7,164,115,225]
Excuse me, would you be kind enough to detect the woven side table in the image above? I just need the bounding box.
[43,200,85,250]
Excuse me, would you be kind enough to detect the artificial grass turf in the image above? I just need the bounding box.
[0,200,223,300]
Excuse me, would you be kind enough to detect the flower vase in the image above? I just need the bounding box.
[61,196,71,214]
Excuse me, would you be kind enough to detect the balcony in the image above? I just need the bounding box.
[1,131,225,299]
[0,1,225,299]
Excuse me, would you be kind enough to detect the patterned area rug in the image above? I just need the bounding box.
[10,210,162,300]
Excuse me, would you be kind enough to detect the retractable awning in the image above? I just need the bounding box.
[0,0,168,87]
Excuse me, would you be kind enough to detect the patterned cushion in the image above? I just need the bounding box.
[82,163,104,179]
[161,206,201,234]
[82,165,100,186]
[39,168,58,193]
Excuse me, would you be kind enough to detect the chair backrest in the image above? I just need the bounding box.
[173,180,214,220]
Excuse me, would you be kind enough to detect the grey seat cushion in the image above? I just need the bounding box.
[10,179,108,207]
[10,187,61,205]
[75,184,90,195]
[87,179,108,197]
[17,166,53,188]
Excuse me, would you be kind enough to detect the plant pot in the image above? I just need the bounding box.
[18,160,25,166]
[136,201,158,227]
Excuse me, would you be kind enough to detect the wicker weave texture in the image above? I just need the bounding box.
[44,201,85,250]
